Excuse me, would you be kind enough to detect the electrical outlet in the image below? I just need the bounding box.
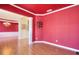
[35,37,38,40]
[56,40,58,42]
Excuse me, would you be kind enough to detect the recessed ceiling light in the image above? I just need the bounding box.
[46,9,53,13]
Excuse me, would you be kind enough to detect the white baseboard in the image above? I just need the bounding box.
[32,41,79,52]
[0,32,18,37]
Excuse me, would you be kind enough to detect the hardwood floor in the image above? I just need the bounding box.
[0,37,18,55]
[31,43,76,55]
[0,36,76,55]
[0,37,29,55]
[18,39,29,55]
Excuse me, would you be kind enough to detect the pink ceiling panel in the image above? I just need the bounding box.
[0,4,34,17]
[16,4,72,14]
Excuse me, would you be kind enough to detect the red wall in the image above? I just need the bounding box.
[35,5,79,50]
[0,21,18,32]
[34,16,43,41]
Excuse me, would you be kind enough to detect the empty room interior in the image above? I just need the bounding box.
[0,4,79,55]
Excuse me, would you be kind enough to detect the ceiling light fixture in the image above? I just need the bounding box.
[3,21,11,27]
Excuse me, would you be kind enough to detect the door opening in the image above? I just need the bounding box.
[18,16,33,54]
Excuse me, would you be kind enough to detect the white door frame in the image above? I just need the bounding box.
[28,17,33,45]
[18,17,33,54]
[18,17,33,44]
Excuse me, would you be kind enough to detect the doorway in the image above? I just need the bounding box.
[18,16,33,54]
[0,9,33,55]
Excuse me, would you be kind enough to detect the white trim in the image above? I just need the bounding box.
[18,17,33,54]
[17,18,21,54]
[0,32,18,37]
[10,4,79,16]
[29,17,33,45]
[0,18,18,23]
[33,41,79,52]
[0,9,24,18]
[10,4,37,15]
[28,17,33,55]
[39,4,79,16]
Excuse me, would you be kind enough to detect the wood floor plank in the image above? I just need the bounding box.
[31,43,76,55]
[0,36,76,55]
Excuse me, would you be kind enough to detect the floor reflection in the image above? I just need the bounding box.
[0,34,76,55]
[0,37,18,55]
[0,37,29,55]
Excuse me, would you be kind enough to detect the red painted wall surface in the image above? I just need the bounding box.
[35,5,79,50]
[34,16,43,41]
[0,21,18,32]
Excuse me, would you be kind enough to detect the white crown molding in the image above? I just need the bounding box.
[0,9,27,23]
[41,4,79,16]
[0,9,24,17]
[10,4,37,16]
[10,4,79,16]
